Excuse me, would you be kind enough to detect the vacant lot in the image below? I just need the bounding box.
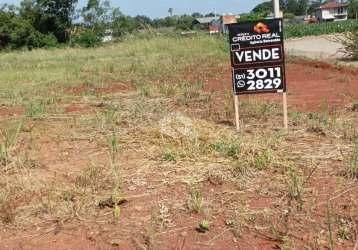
[0,35,357,250]
[285,35,344,59]
[285,35,358,68]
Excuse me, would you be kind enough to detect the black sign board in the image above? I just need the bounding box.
[228,18,286,95]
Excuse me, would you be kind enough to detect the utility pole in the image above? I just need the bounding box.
[272,0,281,18]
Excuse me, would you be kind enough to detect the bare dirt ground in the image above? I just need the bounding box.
[206,58,358,110]
[285,35,358,67]
[0,56,358,250]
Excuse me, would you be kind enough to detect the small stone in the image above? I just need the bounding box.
[111,239,120,246]
[180,232,188,237]
[134,206,143,211]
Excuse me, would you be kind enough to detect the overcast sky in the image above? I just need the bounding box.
[0,0,266,18]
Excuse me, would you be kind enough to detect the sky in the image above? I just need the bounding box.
[0,0,266,18]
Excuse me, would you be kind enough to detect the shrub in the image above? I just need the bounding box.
[340,30,358,59]
[283,13,295,20]
[347,139,358,179]
[27,32,58,49]
[71,29,102,48]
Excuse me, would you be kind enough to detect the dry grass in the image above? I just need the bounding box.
[0,35,357,249]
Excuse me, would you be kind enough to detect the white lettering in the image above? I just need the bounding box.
[235,52,245,62]
[232,33,280,43]
[272,48,280,60]
[234,47,281,63]
[245,51,252,61]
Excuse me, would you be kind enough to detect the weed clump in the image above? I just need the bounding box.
[0,121,23,166]
[212,139,241,158]
[253,149,273,171]
[75,162,102,193]
[287,164,304,207]
[0,190,16,224]
[347,139,358,179]
[163,148,176,162]
[187,190,204,213]
[339,30,358,59]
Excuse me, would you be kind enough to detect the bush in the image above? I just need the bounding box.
[340,30,358,59]
[27,32,58,49]
[283,13,295,19]
[71,29,102,48]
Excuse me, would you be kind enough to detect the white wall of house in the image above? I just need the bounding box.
[317,7,348,21]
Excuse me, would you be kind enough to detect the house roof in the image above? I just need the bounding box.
[317,1,348,9]
[221,15,239,24]
[193,17,219,24]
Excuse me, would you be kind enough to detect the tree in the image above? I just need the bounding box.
[175,15,195,30]
[81,0,112,35]
[284,0,299,15]
[19,0,78,43]
[38,0,78,42]
[240,12,270,22]
[191,12,203,18]
[252,1,272,13]
[281,0,310,16]
[0,5,17,48]
[168,8,173,16]
[152,16,176,28]
[307,1,322,15]
[205,12,216,17]
[134,15,152,29]
[0,3,58,49]
[112,14,136,37]
[297,0,309,15]
[348,0,358,19]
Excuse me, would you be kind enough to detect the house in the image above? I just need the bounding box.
[192,16,220,31]
[316,1,349,22]
[220,14,240,33]
[102,29,113,42]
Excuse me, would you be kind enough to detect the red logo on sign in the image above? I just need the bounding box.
[254,23,270,33]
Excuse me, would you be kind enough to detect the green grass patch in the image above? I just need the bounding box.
[285,20,358,39]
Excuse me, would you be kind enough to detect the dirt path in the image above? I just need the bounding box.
[285,35,358,67]
[285,35,344,59]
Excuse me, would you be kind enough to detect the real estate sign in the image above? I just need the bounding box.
[228,19,286,95]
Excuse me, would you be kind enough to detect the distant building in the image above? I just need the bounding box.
[102,29,113,42]
[316,1,349,22]
[220,14,240,33]
[192,16,220,31]
[193,14,239,34]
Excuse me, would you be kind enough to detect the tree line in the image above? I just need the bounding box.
[249,0,358,19]
[1,0,357,50]
[0,0,216,50]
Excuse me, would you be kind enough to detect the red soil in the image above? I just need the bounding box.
[205,60,358,111]
[0,106,24,116]
[1,59,357,250]
[65,104,93,114]
[65,82,133,95]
